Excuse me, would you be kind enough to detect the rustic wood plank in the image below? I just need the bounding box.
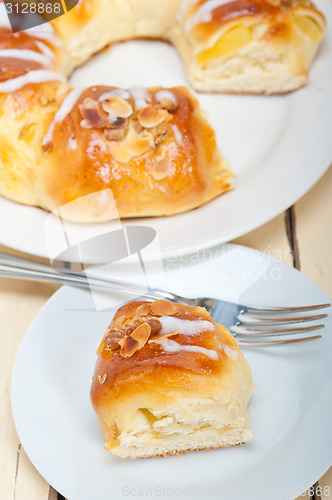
[294,167,332,298]
[233,212,294,266]
[234,197,332,500]
[319,468,332,500]
[0,270,59,500]
[296,492,312,500]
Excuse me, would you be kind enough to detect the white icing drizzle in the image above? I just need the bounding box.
[129,84,150,110]
[159,316,216,336]
[156,90,177,105]
[158,338,219,360]
[25,23,62,47]
[0,49,51,68]
[171,124,183,146]
[67,137,77,150]
[0,69,64,93]
[99,88,130,101]
[42,87,83,147]
[185,0,229,33]
[222,344,238,361]
[0,3,11,28]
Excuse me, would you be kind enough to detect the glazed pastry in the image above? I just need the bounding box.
[0,0,325,221]
[90,300,255,458]
[177,0,326,94]
[0,2,232,222]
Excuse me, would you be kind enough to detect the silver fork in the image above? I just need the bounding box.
[0,252,329,346]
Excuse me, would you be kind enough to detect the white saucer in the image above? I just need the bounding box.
[11,244,332,499]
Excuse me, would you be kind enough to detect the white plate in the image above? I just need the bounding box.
[11,244,332,500]
[1,0,332,260]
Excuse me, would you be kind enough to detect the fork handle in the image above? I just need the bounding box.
[0,253,194,304]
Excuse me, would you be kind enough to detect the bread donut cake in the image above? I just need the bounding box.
[90,300,254,458]
[0,0,326,221]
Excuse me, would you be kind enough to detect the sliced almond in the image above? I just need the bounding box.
[136,303,151,316]
[148,330,179,343]
[126,137,151,157]
[193,306,212,321]
[130,322,151,349]
[137,106,170,129]
[101,96,133,118]
[98,374,107,384]
[150,299,177,317]
[109,143,132,163]
[152,157,172,181]
[119,335,139,358]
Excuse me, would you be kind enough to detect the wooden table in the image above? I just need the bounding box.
[1,167,331,500]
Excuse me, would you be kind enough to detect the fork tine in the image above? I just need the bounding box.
[237,335,322,346]
[243,303,330,314]
[237,313,327,326]
[231,323,325,336]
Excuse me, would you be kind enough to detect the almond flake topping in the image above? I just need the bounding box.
[101,96,133,119]
[130,322,151,349]
[193,306,212,321]
[152,157,172,181]
[148,330,179,344]
[137,106,171,129]
[98,374,107,384]
[150,299,177,317]
[119,335,139,358]
[136,303,151,316]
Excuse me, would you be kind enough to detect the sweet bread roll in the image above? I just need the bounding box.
[0,2,232,222]
[0,0,325,220]
[177,0,326,94]
[90,300,254,458]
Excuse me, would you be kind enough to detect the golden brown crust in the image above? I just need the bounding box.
[187,0,326,42]
[91,300,239,414]
[0,5,233,221]
[91,301,231,406]
[0,0,326,219]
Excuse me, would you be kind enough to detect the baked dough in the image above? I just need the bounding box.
[0,2,233,222]
[0,0,325,221]
[90,300,255,458]
[177,0,326,94]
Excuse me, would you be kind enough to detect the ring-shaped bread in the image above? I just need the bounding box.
[0,0,325,221]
